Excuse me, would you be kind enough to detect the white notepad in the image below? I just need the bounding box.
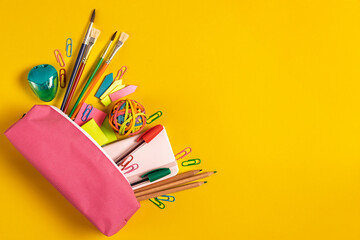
[103,127,179,190]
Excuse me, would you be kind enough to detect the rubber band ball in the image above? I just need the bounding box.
[109,99,147,136]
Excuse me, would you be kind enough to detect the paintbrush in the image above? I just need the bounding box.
[63,28,101,113]
[68,31,117,118]
[71,32,129,119]
[60,9,95,112]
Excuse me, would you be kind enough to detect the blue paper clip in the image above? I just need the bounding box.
[182,158,201,167]
[66,38,73,57]
[157,195,175,202]
[81,104,93,122]
[149,198,165,209]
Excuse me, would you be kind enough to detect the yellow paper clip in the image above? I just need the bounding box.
[59,68,66,88]
[66,38,72,57]
[182,158,201,167]
[149,198,165,209]
[54,49,65,67]
[175,147,192,160]
[146,111,163,124]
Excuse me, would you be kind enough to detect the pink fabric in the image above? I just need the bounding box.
[74,103,107,127]
[109,85,137,102]
[4,105,140,236]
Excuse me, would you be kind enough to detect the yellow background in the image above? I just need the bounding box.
[1,0,360,239]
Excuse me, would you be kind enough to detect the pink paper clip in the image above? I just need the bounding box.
[54,49,65,67]
[120,155,134,170]
[123,163,139,175]
[175,147,192,160]
[114,66,127,81]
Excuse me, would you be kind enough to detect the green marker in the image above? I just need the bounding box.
[69,31,117,118]
[131,168,171,187]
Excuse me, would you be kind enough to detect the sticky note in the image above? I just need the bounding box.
[100,80,124,100]
[100,116,118,144]
[95,73,113,98]
[109,85,138,102]
[81,119,109,146]
[74,103,107,127]
[101,96,112,107]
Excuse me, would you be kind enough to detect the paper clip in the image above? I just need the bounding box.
[157,195,175,202]
[175,147,192,160]
[59,68,66,88]
[149,198,165,209]
[182,158,201,167]
[66,38,72,57]
[123,163,139,174]
[114,66,127,81]
[81,104,93,122]
[54,49,65,67]
[146,111,163,124]
[120,155,134,170]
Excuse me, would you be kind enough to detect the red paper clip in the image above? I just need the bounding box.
[119,155,134,170]
[123,163,139,174]
[59,68,66,88]
[54,49,65,67]
[175,147,192,160]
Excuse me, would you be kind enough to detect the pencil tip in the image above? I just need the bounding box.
[111,31,117,40]
[204,181,207,184]
[214,171,217,173]
[199,169,203,172]
[91,9,95,22]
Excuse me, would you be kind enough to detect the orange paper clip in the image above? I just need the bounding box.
[59,69,66,88]
[54,49,65,67]
[175,147,192,160]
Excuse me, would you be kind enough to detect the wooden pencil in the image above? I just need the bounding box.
[136,181,207,201]
[133,169,202,193]
[135,171,216,197]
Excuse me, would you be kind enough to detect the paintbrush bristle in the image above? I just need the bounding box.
[111,31,117,41]
[90,28,101,39]
[91,9,95,22]
[119,32,129,43]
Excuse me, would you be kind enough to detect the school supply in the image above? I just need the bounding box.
[114,125,164,166]
[74,103,106,127]
[131,168,171,187]
[182,158,201,166]
[81,118,109,146]
[157,195,175,202]
[5,105,139,236]
[133,169,202,193]
[109,99,146,136]
[27,64,58,102]
[175,147,192,160]
[100,79,125,100]
[103,125,179,189]
[109,85,137,102]
[134,171,215,197]
[60,10,95,111]
[136,181,207,201]
[95,73,114,98]
[100,116,118,144]
[123,163,139,174]
[54,49,65,67]
[147,111,163,124]
[149,198,165,209]
[63,28,101,113]
[71,32,129,119]
[66,38,72,57]
[59,68,66,88]
[68,31,117,118]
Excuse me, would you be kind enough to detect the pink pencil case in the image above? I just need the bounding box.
[4,105,140,236]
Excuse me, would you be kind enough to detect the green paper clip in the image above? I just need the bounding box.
[182,158,201,167]
[146,111,163,124]
[149,198,165,209]
[157,195,175,202]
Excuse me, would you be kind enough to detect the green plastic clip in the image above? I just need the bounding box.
[181,158,201,167]
[149,198,165,209]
